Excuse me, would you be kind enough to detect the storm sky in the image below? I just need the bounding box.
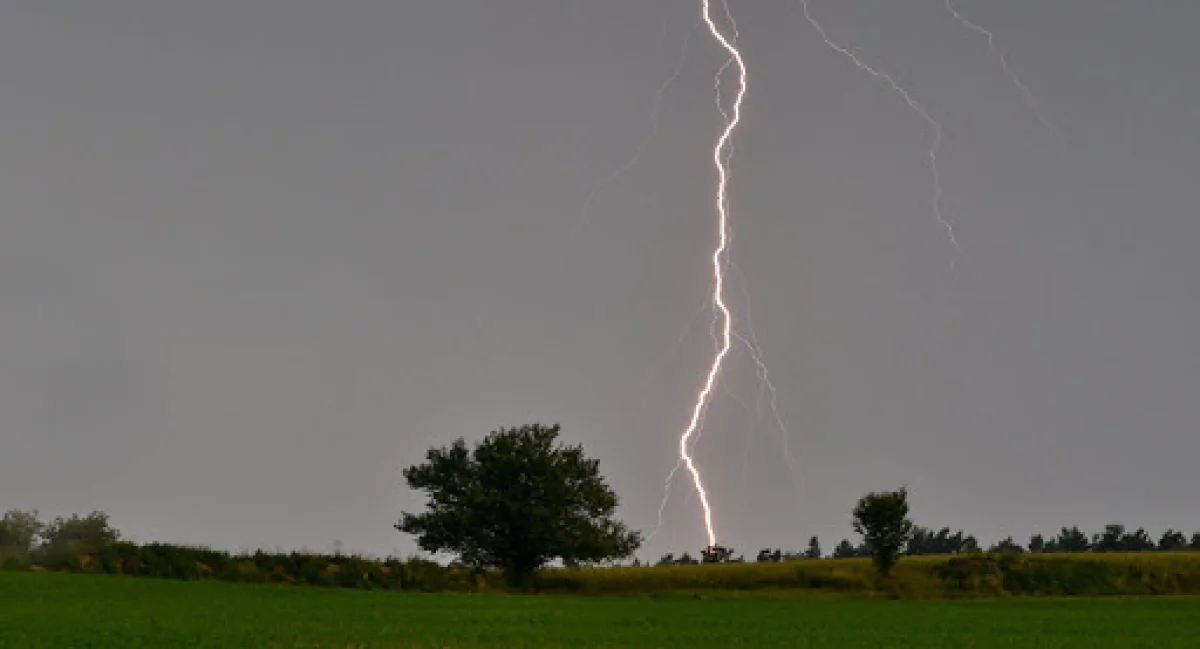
[1,0,1197,560]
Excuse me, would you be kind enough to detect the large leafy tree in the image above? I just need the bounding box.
[852,488,914,576]
[397,423,641,588]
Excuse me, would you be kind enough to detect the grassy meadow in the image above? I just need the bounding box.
[537,551,1200,597]
[13,539,1200,599]
[3,570,1199,648]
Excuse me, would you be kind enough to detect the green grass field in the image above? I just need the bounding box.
[3,572,1199,648]
[537,552,1200,597]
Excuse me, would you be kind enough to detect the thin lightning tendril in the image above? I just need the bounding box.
[720,0,739,39]
[555,16,699,253]
[728,262,803,505]
[670,0,748,549]
[797,0,959,258]
[636,297,713,416]
[944,0,1056,138]
[715,2,801,519]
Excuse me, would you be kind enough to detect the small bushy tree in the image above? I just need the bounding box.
[1158,530,1188,552]
[701,545,734,564]
[852,488,914,576]
[988,537,1024,554]
[906,526,978,555]
[0,509,44,560]
[1122,527,1155,552]
[1091,524,1155,552]
[35,511,120,566]
[756,548,783,563]
[831,539,858,559]
[963,535,981,553]
[1093,524,1126,552]
[804,536,822,559]
[1028,534,1046,553]
[1046,526,1090,553]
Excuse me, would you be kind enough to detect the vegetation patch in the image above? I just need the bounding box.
[4,571,1200,648]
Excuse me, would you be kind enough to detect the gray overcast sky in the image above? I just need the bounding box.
[1,0,1196,559]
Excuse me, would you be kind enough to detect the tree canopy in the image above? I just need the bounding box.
[852,487,914,576]
[906,526,978,556]
[804,535,822,559]
[0,509,45,565]
[396,423,641,588]
[36,511,120,564]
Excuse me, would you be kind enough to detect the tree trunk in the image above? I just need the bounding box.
[503,560,536,592]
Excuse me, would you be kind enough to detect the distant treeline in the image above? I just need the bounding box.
[5,509,1200,598]
[654,525,1200,565]
[0,509,490,591]
[5,509,1200,579]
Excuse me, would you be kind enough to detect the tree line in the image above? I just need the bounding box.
[737,523,1200,565]
[0,510,120,570]
[658,486,1200,577]
[5,423,1200,587]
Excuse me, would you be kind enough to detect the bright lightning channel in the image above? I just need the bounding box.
[670,0,748,550]
[652,1,1053,551]
[797,0,959,258]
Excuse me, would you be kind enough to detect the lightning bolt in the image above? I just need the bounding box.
[647,1,1055,552]
[647,297,718,545]
[944,0,1057,139]
[664,0,748,550]
[641,295,713,545]
[655,291,802,546]
[655,262,803,544]
[797,0,959,259]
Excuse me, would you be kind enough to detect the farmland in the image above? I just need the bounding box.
[537,552,1200,597]
[3,571,1200,648]
[13,539,1200,599]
